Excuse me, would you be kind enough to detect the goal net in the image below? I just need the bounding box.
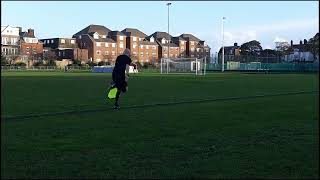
[160,57,207,75]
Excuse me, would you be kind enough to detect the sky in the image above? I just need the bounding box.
[1,1,319,54]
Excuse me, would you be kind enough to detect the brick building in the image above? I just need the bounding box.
[40,37,88,62]
[122,28,158,63]
[19,29,43,60]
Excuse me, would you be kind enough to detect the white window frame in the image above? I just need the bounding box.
[119,36,124,40]
[96,42,101,47]
[112,43,116,47]
[71,40,75,44]
[105,43,109,47]
[61,39,65,44]
[133,37,137,41]
[96,50,101,55]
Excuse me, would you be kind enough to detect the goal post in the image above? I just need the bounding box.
[160,57,206,75]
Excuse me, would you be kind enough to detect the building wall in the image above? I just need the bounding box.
[73,48,88,62]
[20,42,43,58]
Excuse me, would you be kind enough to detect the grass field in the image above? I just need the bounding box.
[1,71,319,179]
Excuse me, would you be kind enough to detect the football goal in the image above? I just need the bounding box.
[160,57,207,75]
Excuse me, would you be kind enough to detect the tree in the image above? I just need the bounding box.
[1,54,8,65]
[308,33,319,61]
[275,41,290,52]
[240,40,263,62]
[260,49,278,63]
[43,50,57,61]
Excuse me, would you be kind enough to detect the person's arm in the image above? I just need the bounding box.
[125,64,130,81]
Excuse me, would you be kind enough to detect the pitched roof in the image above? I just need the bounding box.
[20,31,35,38]
[218,45,240,54]
[73,25,111,37]
[172,36,186,42]
[140,40,158,45]
[121,28,147,38]
[95,37,116,43]
[157,42,179,47]
[149,31,172,40]
[180,34,201,41]
[108,31,126,36]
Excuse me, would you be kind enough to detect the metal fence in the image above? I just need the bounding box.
[1,66,93,72]
[206,62,319,72]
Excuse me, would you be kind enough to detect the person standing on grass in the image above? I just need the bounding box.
[111,48,132,109]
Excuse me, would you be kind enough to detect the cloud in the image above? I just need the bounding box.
[273,36,288,43]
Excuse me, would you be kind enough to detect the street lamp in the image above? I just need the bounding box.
[221,17,226,72]
[166,2,172,74]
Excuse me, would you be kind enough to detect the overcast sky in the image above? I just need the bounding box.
[2,1,319,53]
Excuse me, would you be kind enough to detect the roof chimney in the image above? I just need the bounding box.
[299,40,302,45]
[290,40,293,46]
[28,29,34,37]
[234,42,238,47]
[17,27,22,34]
[303,39,307,44]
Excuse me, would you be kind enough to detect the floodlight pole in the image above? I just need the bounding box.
[222,17,226,72]
[167,2,171,74]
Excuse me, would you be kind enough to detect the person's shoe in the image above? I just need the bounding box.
[113,104,120,110]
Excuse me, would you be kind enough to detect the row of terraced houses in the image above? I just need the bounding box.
[1,25,211,65]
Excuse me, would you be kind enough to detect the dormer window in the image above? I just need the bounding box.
[161,39,166,44]
[150,37,155,42]
[93,33,99,39]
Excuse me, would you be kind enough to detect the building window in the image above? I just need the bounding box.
[79,35,82,39]
[133,52,137,56]
[191,47,195,52]
[161,39,166,44]
[197,48,200,52]
[97,50,101,55]
[71,40,75,44]
[120,43,124,48]
[120,36,124,40]
[152,52,156,57]
[146,45,149,49]
[191,41,194,45]
[51,40,54,43]
[105,43,109,47]
[61,39,65,44]
[152,46,156,49]
[140,45,144,49]
[112,51,115,55]
[93,33,99,39]
[96,42,101,47]
[102,35,106,38]
[112,43,116,47]
[105,51,109,55]
[150,37,154,42]
[133,37,137,41]
[133,44,137,49]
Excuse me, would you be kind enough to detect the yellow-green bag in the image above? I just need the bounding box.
[108,87,118,99]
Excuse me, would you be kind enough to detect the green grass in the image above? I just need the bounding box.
[1,71,319,179]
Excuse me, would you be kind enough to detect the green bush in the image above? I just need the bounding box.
[14,62,27,66]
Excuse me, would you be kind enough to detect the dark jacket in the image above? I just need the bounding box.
[112,55,132,89]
